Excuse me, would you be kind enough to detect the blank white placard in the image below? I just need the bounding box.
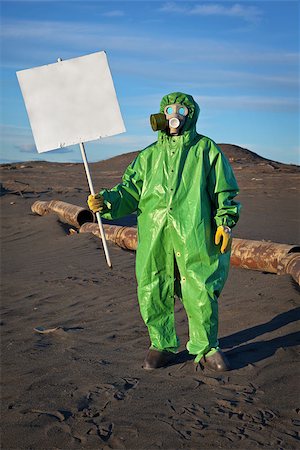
[17,51,126,153]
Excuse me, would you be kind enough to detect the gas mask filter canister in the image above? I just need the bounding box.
[150,113,168,132]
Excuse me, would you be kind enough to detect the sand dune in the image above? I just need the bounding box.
[1,144,300,449]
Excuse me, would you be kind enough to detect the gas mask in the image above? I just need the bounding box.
[150,103,189,135]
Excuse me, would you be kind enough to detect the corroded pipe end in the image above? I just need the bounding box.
[31,200,94,228]
[31,201,50,216]
[76,209,94,226]
[47,200,94,228]
[277,252,300,285]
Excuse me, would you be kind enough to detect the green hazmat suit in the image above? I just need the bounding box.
[100,92,240,362]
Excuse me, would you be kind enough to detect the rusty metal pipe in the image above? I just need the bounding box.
[31,200,49,216]
[30,200,300,284]
[79,223,300,284]
[230,238,300,274]
[31,200,94,228]
[80,222,137,251]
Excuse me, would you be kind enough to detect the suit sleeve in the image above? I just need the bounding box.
[99,156,143,220]
[208,144,241,228]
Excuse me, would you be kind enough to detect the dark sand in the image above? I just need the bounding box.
[1,144,300,449]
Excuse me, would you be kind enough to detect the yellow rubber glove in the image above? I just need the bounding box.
[87,193,104,213]
[215,226,232,254]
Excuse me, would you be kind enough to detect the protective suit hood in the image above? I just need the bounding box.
[159,92,200,142]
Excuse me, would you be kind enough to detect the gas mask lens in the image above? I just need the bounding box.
[164,104,188,117]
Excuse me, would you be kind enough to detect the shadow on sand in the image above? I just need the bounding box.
[225,330,300,369]
[171,307,300,370]
[220,307,300,350]
[220,307,300,370]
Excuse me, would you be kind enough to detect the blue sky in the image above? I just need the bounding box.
[1,0,299,164]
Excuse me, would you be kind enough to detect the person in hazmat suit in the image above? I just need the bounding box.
[88,92,240,372]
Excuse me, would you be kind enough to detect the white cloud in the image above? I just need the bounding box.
[102,10,125,17]
[0,124,75,156]
[95,133,154,148]
[0,123,155,163]
[160,2,263,23]
[0,124,32,144]
[119,93,298,113]
[16,143,73,154]
[197,94,298,112]
[121,90,300,127]
[0,124,35,160]
[15,143,37,154]
[1,19,298,71]
[113,58,298,90]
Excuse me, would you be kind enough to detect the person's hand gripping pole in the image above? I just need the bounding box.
[215,225,232,254]
[88,193,104,213]
[79,142,112,268]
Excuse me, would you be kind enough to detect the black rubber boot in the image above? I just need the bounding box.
[143,349,176,370]
[199,350,230,372]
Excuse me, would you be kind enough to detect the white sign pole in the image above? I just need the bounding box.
[79,142,112,269]
[56,59,112,269]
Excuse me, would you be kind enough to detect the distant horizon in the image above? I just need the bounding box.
[1,141,299,167]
